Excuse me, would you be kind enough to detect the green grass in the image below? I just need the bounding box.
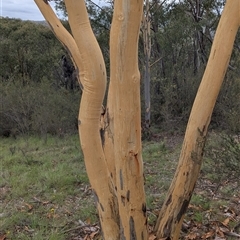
[1,132,239,239]
[0,134,95,239]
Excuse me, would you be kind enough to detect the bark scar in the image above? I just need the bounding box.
[176,199,190,222]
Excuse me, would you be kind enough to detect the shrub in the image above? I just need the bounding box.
[204,133,240,189]
[0,81,80,137]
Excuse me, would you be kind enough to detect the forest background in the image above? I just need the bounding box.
[1,0,240,139]
[1,1,240,239]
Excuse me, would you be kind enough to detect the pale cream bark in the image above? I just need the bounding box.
[34,0,239,239]
[63,1,120,239]
[110,0,148,239]
[35,0,120,238]
[154,1,240,239]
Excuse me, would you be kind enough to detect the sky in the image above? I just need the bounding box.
[0,0,57,21]
[0,0,105,21]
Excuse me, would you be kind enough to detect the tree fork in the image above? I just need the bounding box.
[154,1,240,239]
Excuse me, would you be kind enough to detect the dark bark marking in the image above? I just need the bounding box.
[100,106,106,146]
[78,119,81,125]
[134,153,140,174]
[191,151,198,163]
[166,194,172,206]
[106,108,110,125]
[99,64,105,76]
[100,128,105,146]
[108,181,120,229]
[99,202,104,212]
[120,219,126,240]
[142,203,147,217]
[93,190,104,212]
[121,195,125,206]
[130,151,140,174]
[129,216,137,240]
[198,125,206,136]
[126,190,130,202]
[43,0,48,4]
[120,169,123,190]
[176,199,190,222]
[163,217,173,236]
[192,127,207,165]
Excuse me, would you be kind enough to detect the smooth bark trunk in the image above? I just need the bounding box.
[110,0,148,239]
[154,1,240,239]
[62,1,120,239]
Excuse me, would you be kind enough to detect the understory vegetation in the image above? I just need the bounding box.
[1,0,240,239]
[1,1,240,138]
[0,134,239,239]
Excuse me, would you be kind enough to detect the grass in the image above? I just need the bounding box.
[0,132,239,239]
[0,134,95,239]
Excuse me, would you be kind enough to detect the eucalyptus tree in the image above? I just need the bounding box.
[148,0,225,125]
[35,0,239,239]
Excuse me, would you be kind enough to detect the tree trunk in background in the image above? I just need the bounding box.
[189,0,205,74]
[154,1,239,239]
[142,0,152,128]
[109,0,148,238]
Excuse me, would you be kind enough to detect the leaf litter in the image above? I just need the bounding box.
[1,133,240,239]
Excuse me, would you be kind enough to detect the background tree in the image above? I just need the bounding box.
[50,0,240,133]
[142,0,152,128]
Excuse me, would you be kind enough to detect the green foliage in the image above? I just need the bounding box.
[139,0,240,133]
[1,1,240,138]
[0,18,64,84]
[0,81,79,137]
[204,133,240,188]
[213,75,240,132]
